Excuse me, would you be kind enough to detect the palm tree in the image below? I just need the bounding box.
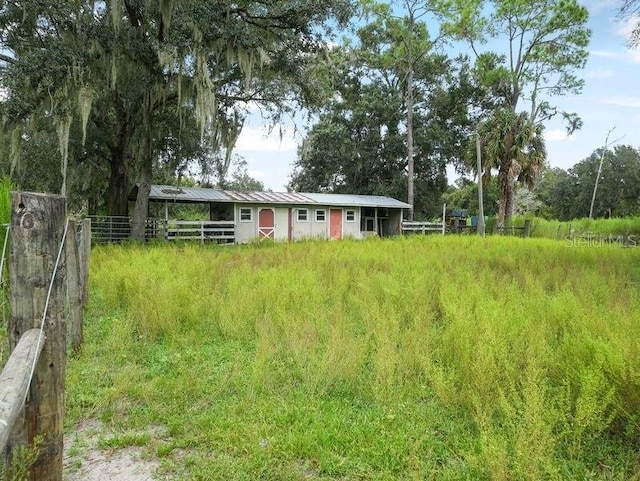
[471,109,546,230]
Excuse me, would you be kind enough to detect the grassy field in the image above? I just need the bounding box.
[64,236,640,480]
[513,215,640,240]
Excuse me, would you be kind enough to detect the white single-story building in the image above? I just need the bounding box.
[134,185,411,243]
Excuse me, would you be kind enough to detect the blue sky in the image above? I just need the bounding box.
[235,0,640,192]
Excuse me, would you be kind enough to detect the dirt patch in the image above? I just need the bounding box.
[64,420,161,481]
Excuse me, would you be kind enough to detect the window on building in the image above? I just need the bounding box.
[315,209,326,222]
[297,209,308,222]
[346,210,356,222]
[239,208,252,222]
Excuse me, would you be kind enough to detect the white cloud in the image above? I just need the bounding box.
[247,170,265,179]
[235,125,298,152]
[589,48,640,64]
[584,0,618,15]
[585,68,614,79]
[627,49,640,63]
[599,96,640,108]
[615,16,639,42]
[590,49,621,59]
[545,129,575,142]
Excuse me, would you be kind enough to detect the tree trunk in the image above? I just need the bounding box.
[497,164,509,231]
[505,180,515,228]
[130,111,153,241]
[406,13,415,222]
[130,156,151,241]
[106,154,130,217]
[406,72,415,221]
[505,173,519,227]
[504,159,522,228]
[106,105,132,217]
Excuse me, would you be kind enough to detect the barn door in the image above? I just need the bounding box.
[258,208,275,241]
[274,208,289,241]
[329,209,342,240]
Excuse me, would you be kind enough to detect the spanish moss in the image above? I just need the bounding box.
[56,115,72,197]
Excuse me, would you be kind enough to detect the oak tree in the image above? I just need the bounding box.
[0,0,351,238]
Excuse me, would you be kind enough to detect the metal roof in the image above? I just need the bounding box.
[146,185,411,209]
[301,193,412,208]
[149,185,230,202]
[224,190,313,204]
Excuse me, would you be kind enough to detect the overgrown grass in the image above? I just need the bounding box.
[517,215,640,239]
[0,176,13,365]
[66,236,640,479]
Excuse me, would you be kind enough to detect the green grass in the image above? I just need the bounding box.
[517,215,640,240]
[0,176,13,366]
[66,236,640,479]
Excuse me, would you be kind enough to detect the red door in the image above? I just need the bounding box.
[258,208,275,240]
[329,209,342,239]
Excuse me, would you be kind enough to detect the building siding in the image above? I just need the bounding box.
[235,204,257,243]
[229,203,399,243]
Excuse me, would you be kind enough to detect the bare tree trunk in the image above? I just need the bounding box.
[130,126,153,241]
[497,165,509,231]
[106,111,133,217]
[505,182,515,229]
[406,69,415,221]
[130,157,151,241]
[406,13,415,221]
[505,159,522,228]
[106,155,130,217]
[130,102,153,241]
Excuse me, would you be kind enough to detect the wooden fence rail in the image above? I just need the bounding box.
[401,221,445,235]
[0,329,45,451]
[165,220,235,243]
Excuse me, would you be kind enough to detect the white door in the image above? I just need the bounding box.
[274,207,289,241]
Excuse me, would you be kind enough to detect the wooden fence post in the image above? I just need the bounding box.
[79,218,91,306]
[8,192,66,481]
[66,219,83,352]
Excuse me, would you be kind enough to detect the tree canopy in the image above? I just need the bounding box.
[0,0,352,238]
[439,0,590,227]
[0,0,602,234]
[620,0,640,47]
[291,2,480,219]
[537,145,640,220]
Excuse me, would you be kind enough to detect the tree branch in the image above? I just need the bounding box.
[0,53,15,64]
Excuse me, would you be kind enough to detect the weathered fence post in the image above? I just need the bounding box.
[8,192,66,481]
[78,218,91,305]
[523,219,532,238]
[66,219,83,352]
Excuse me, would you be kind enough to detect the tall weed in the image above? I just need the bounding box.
[72,236,640,479]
